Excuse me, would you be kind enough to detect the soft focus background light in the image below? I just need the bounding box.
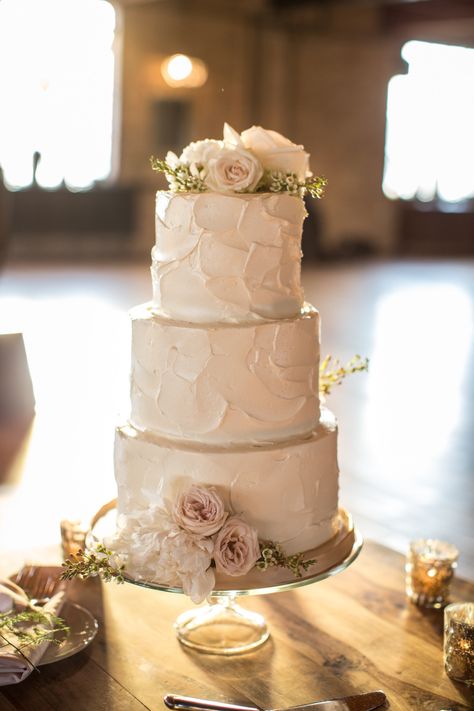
[0,0,117,191]
[383,40,474,203]
[161,53,208,88]
[364,283,473,474]
[166,54,193,81]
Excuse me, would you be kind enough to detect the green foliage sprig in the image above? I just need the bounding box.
[304,175,328,199]
[0,609,69,670]
[60,544,126,584]
[150,156,327,199]
[150,157,207,192]
[256,541,316,578]
[265,170,327,199]
[319,354,369,397]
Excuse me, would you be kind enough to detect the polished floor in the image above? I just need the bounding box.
[0,259,473,578]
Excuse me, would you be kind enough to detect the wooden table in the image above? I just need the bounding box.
[0,541,472,711]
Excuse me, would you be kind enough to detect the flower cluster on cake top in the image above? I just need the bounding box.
[151,124,326,199]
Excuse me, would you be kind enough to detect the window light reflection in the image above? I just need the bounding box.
[364,284,472,477]
[383,40,474,203]
[0,0,117,191]
[0,295,130,547]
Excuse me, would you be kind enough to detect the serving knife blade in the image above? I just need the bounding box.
[164,691,386,711]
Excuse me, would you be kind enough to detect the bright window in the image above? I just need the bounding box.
[383,40,474,203]
[0,0,117,191]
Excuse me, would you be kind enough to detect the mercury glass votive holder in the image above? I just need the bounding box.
[60,519,88,559]
[405,538,459,609]
[444,602,474,685]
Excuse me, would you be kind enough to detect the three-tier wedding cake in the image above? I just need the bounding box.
[113,124,341,602]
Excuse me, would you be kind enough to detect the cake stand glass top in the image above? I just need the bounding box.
[88,506,362,654]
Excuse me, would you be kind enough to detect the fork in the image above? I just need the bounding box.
[12,566,62,605]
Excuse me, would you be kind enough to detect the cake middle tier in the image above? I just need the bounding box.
[130,303,320,445]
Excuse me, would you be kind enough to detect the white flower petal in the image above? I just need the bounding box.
[223,122,243,148]
[241,126,310,181]
[165,151,180,169]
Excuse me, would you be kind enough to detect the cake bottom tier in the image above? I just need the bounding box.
[114,408,339,556]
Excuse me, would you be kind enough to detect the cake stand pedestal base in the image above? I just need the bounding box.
[87,505,362,656]
[175,594,269,654]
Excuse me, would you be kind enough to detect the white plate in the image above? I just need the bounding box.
[39,600,98,665]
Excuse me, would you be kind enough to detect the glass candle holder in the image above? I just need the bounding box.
[60,519,88,560]
[405,538,459,608]
[444,602,474,685]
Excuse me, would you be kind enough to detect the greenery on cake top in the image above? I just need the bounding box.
[150,156,327,199]
[150,123,326,198]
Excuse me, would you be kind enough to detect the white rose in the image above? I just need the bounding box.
[180,139,223,165]
[241,126,310,181]
[205,148,263,193]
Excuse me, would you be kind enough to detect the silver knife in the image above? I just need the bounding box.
[164,691,386,711]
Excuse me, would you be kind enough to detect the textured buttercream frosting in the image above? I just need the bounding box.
[115,408,340,556]
[129,303,320,445]
[114,158,341,573]
[152,191,307,323]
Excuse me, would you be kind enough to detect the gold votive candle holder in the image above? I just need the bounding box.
[444,602,474,685]
[60,519,88,560]
[405,538,459,608]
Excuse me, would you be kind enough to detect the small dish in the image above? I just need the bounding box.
[39,600,98,665]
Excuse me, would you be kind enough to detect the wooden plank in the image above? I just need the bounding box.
[2,542,472,711]
[0,655,149,711]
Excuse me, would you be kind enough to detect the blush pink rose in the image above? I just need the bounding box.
[173,485,228,536]
[205,148,262,193]
[213,517,260,576]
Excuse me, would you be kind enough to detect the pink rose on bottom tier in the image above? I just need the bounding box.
[173,485,228,536]
[213,517,260,576]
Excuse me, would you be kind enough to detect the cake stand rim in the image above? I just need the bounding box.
[87,503,363,598]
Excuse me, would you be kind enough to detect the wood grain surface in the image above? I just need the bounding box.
[0,541,473,711]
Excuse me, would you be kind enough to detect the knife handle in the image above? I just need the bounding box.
[164,695,261,711]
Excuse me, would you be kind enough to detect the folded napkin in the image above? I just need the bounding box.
[0,579,65,686]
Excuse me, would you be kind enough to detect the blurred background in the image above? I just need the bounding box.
[0,0,473,575]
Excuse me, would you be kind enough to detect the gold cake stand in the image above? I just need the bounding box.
[88,504,362,655]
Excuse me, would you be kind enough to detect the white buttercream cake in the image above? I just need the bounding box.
[113,124,340,601]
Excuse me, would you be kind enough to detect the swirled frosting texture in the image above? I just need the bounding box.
[130,304,320,445]
[152,191,306,323]
[115,409,339,556]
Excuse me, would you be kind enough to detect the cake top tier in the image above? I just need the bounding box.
[150,125,326,324]
[151,123,326,200]
[152,191,307,323]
